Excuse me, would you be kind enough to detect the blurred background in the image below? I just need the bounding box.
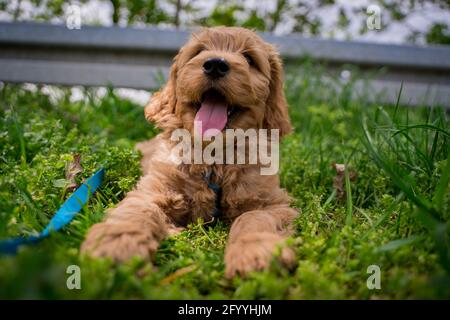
[1,0,449,106]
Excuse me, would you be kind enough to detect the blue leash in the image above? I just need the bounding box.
[0,168,105,255]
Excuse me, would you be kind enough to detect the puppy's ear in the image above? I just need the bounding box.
[144,57,178,129]
[263,45,292,137]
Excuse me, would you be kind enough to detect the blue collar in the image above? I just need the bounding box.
[203,169,222,218]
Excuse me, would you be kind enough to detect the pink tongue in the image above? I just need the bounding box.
[194,92,228,137]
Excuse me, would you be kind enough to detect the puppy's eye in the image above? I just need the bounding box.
[195,48,204,56]
[243,53,254,66]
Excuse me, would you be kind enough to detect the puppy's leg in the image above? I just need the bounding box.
[81,177,177,262]
[224,205,298,278]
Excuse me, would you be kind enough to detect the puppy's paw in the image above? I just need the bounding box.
[80,222,158,262]
[224,232,296,278]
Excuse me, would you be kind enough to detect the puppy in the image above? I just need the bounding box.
[81,27,299,278]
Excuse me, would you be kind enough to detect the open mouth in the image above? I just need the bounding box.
[194,89,240,136]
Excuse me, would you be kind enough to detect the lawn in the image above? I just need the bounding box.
[0,65,449,299]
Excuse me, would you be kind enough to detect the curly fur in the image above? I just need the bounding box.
[81,26,299,278]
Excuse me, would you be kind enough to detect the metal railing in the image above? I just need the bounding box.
[0,22,449,107]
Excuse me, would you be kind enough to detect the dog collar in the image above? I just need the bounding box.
[203,169,222,218]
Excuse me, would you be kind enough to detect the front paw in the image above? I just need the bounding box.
[80,222,158,262]
[224,232,296,278]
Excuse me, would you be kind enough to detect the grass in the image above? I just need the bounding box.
[0,64,449,299]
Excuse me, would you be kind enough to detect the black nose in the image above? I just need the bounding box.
[203,58,229,78]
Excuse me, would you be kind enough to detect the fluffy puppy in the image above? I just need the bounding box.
[81,26,299,278]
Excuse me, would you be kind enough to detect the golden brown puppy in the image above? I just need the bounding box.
[81,26,299,278]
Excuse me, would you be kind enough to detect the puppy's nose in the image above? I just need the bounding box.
[203,58,230,79]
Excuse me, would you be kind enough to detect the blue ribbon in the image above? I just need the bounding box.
[0,168,105,255]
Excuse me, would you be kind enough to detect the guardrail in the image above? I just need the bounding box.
[0,22,449,107]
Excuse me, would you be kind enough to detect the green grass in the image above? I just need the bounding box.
[0,65,449,299]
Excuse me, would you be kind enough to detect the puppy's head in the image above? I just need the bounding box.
[145,26,292,138]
